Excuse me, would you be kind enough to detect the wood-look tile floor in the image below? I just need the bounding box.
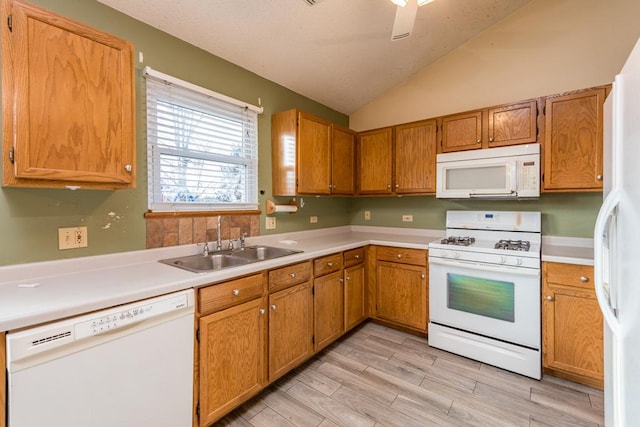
[215,322,604,427]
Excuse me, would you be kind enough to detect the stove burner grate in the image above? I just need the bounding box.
[440,236,476,246]
[494,239,531,251]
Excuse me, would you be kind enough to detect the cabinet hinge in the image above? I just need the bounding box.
[311,285,315,296]
[541,173,545,183]
[9,146,15,164]
[7,14,12,32]
[312,335,315,345]
[196,328,200,342]
[195,402,200,419]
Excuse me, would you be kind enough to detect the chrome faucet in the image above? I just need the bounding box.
[216,215,223,251]
[240,232,247,250]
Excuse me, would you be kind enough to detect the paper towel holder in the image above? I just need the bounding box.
[266,199,298,214]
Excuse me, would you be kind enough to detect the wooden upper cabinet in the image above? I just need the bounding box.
[331,124,356,195]
[272,109,354,196]
[394,119,437,194]
[357,127,393,194]
[297,112,332,195]
[2,0,135,189]
[543,88,605,192]
[440,110,483,152]
[487,100,537,148]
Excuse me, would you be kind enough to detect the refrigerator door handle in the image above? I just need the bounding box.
[594,189,621,335]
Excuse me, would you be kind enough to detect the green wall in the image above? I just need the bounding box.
[350,193,602,238]
[0,0,602,267]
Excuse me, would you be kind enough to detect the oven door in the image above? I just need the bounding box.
[429,256,540,349]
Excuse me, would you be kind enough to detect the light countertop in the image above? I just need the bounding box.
[0,226,442,332]
[0,225,594,333]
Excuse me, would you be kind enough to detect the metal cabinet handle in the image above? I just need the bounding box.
[124,164,133,172]
[596,175,603,181]
[395,184,399,188]
[259,308,266,315]
[290,272,296,279]
[421,274,425,279]
[476,139,481,144]
[327,262,333,268]
[580,276,589,282]
[546,295,554,301]
[346,276,351,281]
[232,289,240,296]
[387,184,391,189]
[339,278,344,283]
[271,304,277,310]
[354,255,360,260]
[489,137,494,142]
[397,254,402,259]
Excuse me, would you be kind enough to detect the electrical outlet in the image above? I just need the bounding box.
[402,215,413,222]
[364,210,371,221]
[265,216,276,230]
[58,226,88,250]
[310,216,318,224]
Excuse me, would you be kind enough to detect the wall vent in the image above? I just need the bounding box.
[32,331,71,347]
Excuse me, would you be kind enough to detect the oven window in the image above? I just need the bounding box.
[446,273,515,322]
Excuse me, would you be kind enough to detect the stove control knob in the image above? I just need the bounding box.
[440,250,449,258]
[452,251,460,259]
[500,256,507,264]
[516,258,523,266]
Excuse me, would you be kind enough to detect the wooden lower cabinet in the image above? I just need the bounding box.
[314,270,344,351]
[542,262,604,388]
[268,281,314,382]
[198,297,267,426]
[344,262,366,331]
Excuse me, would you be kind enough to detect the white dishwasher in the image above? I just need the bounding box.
[6,289,195,427]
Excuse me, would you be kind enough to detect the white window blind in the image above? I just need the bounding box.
[144,67,261,212]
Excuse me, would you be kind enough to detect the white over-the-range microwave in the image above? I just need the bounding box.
[436,143,540,199]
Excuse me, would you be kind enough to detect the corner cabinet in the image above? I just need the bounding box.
[272,109,355,196]
[542,262,603,389]
[1,0,136,189]
[371,246,428,332]
[543,87,606,192]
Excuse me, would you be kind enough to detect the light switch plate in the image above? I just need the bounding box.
[58,226,88,250]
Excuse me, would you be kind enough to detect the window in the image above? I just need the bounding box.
[144,67,261,212]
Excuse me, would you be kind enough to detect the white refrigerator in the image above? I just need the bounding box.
[595,37,640,426]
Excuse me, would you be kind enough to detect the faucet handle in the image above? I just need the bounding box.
[202,242,209,256]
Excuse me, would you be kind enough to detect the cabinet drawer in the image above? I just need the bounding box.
[313,253,343,277]
[545,262,594,290]
[376,246,426,266]
[343,247,365,267]
[269,261,312,292]
[199,273,265,316]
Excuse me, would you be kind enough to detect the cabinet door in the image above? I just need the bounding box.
[344,263,366,331]
[314,271,344,351]
[3,0,135,189]
[297,112,332,195]
[488,101,537,148]
[394,119,437,194]
[331,124,356,195]
[543,89,605,191]
[268,281,314,382]
[199,298,267,426]
[542,281,604,387]
[375,261,427,331]
[357,128,393,194]
[440,111,483,152]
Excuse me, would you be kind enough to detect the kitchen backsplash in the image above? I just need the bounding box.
[145,214,260,249]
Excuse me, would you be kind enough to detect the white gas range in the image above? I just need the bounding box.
[428,211,542,379]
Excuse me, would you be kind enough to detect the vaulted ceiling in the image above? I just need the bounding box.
[98,0,532,114]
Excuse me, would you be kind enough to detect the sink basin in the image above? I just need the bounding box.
[159,245,302,273]
[160,253,250,273]
[234,245,302,261]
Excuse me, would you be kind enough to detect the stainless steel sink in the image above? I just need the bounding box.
[159,245,302,273]
[234,245,302,261]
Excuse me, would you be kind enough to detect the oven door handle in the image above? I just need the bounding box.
[429,256,540,277]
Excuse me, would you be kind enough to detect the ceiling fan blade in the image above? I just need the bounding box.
[391,1,418,41]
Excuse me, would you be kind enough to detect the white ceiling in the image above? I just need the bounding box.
[98,0,532,115]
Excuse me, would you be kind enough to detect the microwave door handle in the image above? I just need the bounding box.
[469,190,516,198]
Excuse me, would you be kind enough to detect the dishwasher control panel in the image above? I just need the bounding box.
[74,292,190,339]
